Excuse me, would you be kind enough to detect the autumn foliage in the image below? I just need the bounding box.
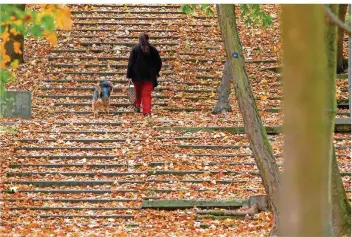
[0,4,72,95]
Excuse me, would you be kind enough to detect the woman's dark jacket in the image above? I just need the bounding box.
[127,44,162,86]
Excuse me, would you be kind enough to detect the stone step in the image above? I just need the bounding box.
[164,108,202,112]
[17,138,141,143]
[55,122,124,126]
[14,147,117,151]
[80,41,178,46]
[38,95,168,99]
[141,199,245,209]
[337,74,348,79]
[19,121,144,126]
[4,180,247,186]
[6,172,148,177]
[0,222,141,228]
[9,207,141,211]
[50,49,176,53]
[40,87,171,91]
[61,29,178,33]
[182,59,278,64]
[2,198,138,202]
[53,111,132,115]
[72,4,181,8]
[156,126,280,134]
[22,131,129,134]
[184,58,225,63]
[177,88,216,93]
[13,153,249,159]
[259,70,348,79]
[74,17,183,21]
[337,102,349,109]
[9,162,255,169]
[196,215,245,220]
[178,144,249,149]
[2,188,227,195]
[13,155,116,159]
[256,97,349,109]
[43,121,158,126]
[48,64,173,69]
[7,170,244,177]
[248,171,350,177]
[71,10,185,15]
[2,189,136,194]
[75,22,177,26]
[47,71,173,76]
[156,122,351,134]
[54,102,168,107]
[39,215,134,219]
[9,164,139,168]
[155,136,200,140]
[53,108,211,114]
[42,79,171,84]
[48,56,176,61]
[265,108,350,116]
[72,34,180,39]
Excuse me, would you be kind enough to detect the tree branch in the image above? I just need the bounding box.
[324,4,351,35]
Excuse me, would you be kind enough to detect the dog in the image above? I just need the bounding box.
[92,81,113,118]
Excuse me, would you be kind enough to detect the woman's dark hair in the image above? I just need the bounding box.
[139,33,150,54]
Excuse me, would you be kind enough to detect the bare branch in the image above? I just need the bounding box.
[324,4,351,35]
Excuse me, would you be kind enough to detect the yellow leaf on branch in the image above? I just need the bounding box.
[10,28,21,36]
[10,60,19,70]
[1,54,11,68]
[43,30,57,46]
[1,31,10,42]
[13,42,22,54]
[13,19,23,26]
[55,6,73,30]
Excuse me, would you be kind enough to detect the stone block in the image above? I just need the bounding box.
[0,91,31,119]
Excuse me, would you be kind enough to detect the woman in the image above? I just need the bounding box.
[126,33,162,116]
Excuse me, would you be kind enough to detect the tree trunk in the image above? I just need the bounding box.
[4,4,25,65]
[331,146,351,236]
[282,4,330,236]
[336,4,348,74]
[212,6,233,114]
[212,60,232,114]
[326,5,352,236]
[217,5,281,236]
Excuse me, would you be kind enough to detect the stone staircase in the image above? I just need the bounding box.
[1,4,350,232]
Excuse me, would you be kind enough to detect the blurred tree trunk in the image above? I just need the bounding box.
[336,4,348,73]
[4,4,25,65]
[326,5,352,236]
[212,60,232,114]
[217,5,281,236]
[282,4,330,236]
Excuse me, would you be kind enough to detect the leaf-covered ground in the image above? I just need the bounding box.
[0,4,350,236]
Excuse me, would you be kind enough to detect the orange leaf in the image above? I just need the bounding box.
[43,30,57,45]
[13,42,22,54]
[10,28,21,36]
[56,6,73,30]
[1,31,10,42]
